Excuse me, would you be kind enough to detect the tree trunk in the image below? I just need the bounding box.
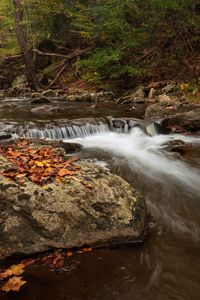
[12,0,38,90]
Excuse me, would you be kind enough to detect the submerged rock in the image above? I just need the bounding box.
[0,132,12,140]
[31,97,51,104]
[0,145,147,261]
[31,105,62,115]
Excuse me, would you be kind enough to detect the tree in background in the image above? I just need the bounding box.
[12,0,38,89]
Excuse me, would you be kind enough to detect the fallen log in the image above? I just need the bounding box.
[34,47,93,87]
[33,47,93,60]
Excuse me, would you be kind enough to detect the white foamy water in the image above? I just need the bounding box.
[64,128,200,192]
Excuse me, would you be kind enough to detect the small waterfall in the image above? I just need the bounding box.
[18,122,110,139]
[11,117,163,140]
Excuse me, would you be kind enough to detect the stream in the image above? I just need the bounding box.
[0,99,200,300]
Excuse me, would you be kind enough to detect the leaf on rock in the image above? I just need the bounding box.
[58,169,75,177]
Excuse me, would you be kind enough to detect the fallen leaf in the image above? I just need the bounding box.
[58,169,75,177]
[35,161,45,167]
[1,276,26,293]
[16,173,27,178]
[78,247,93,253]
[0,264,25,280]
[0,269,13,280]
[66,251,73,257]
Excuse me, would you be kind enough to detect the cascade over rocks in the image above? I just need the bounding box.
[13,117,163,139]
[0,141,147,261]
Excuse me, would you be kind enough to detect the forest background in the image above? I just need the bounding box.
[0,0,200,92]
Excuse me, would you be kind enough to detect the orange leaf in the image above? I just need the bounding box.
[1,276,26,293]
[66,251,73,258]
[0,264,25,280]
[16,173,27,178]
[58,169,75,177]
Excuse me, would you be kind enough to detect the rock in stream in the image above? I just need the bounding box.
[0,143,147,261]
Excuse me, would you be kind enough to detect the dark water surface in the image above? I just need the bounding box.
[0,98,144,122]
[1,100,200,300]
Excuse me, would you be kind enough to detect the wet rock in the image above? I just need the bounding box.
[12,75,27,88]
[132,86,146,99]
[42,89,57,98]
[31,105,62,115]
[148,88,156,99]
[163,140,188,154]
[164,140,200,166]
[128,119,144,130]
[161,109,200,133]
[134,99,145,104]
[161,83,176,94]
[0,132,12,140]
[31,97,51,104]
[62,142,83,153]
[145,98,200,119]
[0,147,147,260]
[145,122,163,136]
[145,102,171,118]
[111,118,127,130]
[66,92,114,103]
[158,94,171,103]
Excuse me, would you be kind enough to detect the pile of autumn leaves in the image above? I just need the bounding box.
[0,140,79,186]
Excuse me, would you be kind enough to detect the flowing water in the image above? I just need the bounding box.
[1,101,200,300]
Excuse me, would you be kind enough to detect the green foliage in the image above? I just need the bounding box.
[0,0,18,55]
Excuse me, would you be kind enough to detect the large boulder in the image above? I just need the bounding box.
[0,147,146,261]
[145,98,200,118]
[161,109,200,133]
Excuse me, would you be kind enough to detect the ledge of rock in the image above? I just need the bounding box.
[0,142,147,261]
